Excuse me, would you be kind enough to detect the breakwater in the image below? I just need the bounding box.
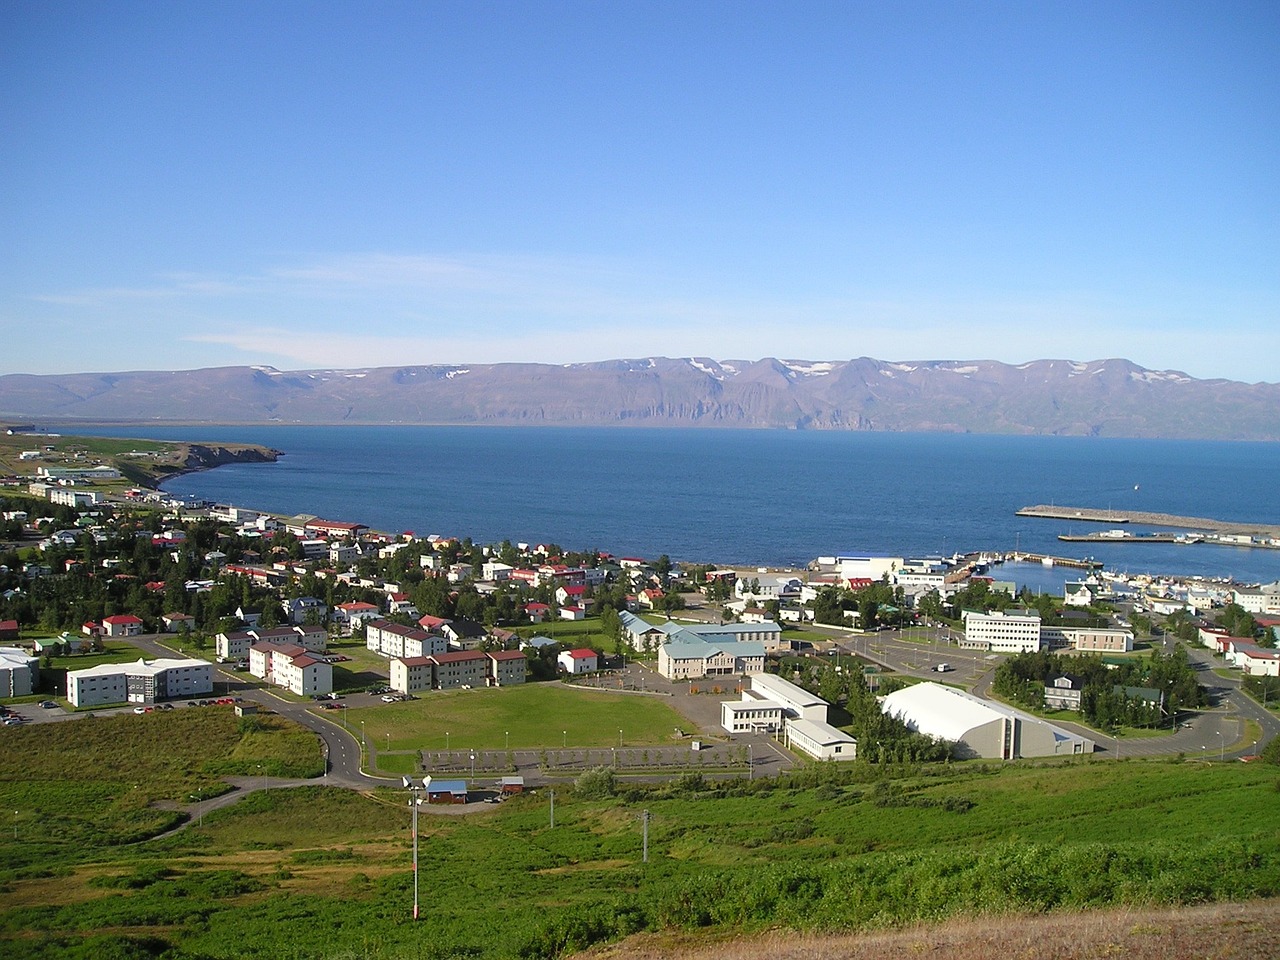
[1017,505,1280,539]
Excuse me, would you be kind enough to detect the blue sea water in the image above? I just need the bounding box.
[72,426,1280,587]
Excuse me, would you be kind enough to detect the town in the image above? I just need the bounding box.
[3,443,1280,959]
[3,454,1279,789]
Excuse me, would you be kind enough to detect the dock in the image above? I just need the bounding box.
[1017,505,1280,539]
[1004,552,1102,569]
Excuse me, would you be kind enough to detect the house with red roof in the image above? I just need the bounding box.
[102,614,144,637]
[558,604,585,621]
[334,601,381,633]
[555,584,587,606]
[557,648,598,674]
[524,602,551,623]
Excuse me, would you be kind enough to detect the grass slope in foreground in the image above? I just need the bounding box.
[1,748,1278,959]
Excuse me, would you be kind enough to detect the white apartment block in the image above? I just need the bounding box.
[487,650,527,686]
[962,610,1042,653]
[430,651,488,689]
[67,658,213,707]
[1233,584,1280,616]
[1041,626,1134,653]
[249,642,332,697]
[366,620,447,659]
[390,656,435,694]
[216,625,326,662]
[0,647,39,697]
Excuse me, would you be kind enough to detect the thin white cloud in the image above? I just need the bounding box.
[17,251,1280,383]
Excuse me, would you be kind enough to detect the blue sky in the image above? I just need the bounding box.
[3,2,1277,382]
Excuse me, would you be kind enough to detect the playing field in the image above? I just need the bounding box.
[340,682,688,752]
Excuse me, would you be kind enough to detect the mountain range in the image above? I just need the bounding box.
[1,357,1277,441]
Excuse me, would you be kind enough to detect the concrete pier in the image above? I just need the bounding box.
[1017,505,1280,539]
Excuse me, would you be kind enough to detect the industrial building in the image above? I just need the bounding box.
[881,682,1095,760]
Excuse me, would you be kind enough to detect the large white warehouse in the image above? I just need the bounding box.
[881,682,1095,760]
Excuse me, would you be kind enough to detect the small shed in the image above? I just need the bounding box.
[423,777,468,804]
[500,776,524,796]
[234,703,259,717]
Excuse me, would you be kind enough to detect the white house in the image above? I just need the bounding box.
[558,648,598,674]
[101,614,144,638]
[619,611,666,652]
[1232,643,1280,677]
[657,626,766,680]
[283,596,328,624]
[430,651,488,689]
[1040,625,1134,653]
[333,601,381,632]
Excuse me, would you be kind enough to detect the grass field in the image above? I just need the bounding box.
[341,682,688,752]
[1,751,1277,960]
[0,708,323,873]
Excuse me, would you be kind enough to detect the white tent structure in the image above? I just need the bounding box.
[881,682,1095,760]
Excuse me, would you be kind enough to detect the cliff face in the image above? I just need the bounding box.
[1,357,1277,441]
[181,443,279,471]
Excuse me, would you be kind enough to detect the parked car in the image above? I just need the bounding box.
[39,700,58,709]
[380,694,398,703]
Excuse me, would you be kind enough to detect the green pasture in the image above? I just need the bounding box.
[341,683,688,752]
[0,708,323,873]
[2,756,1278,960]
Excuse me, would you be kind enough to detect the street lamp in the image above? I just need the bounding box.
[469,751,475,777]
[445,731,450,753]
[505,730,509,751]
[1218,730,1224,761]
[618,728,623,748]
[190,791,204,828]
[562,730,566,748]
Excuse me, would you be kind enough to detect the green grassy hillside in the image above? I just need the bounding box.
[1,735,1277,959]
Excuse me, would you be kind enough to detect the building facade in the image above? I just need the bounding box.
[67,657,213,707]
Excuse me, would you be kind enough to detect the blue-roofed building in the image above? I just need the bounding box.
[423,777,468,804]
[656,623,767,680]
[619,611,667,652]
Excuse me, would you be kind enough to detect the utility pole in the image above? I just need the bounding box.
[642,809,649,863]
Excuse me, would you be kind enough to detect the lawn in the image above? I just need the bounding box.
[342,682,688,752]
[514,617,611,646]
